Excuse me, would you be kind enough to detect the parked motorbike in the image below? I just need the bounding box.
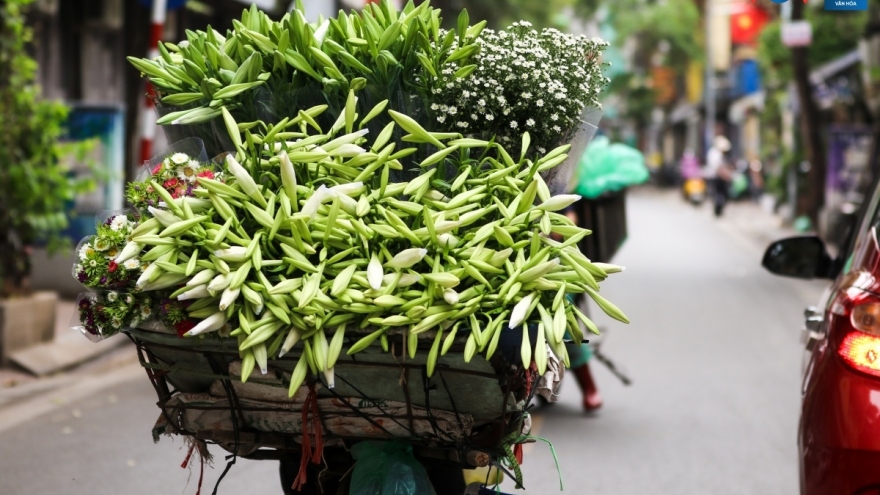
[679,150,706,205]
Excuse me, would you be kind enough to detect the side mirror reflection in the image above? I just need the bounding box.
[762,236,835,280]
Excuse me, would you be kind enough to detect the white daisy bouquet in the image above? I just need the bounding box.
[428,22,609,156]
[73,211,144,289]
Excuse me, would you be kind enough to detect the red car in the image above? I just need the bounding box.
[763,203,880,494]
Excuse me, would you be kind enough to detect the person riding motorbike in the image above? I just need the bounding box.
[704,136,732,217]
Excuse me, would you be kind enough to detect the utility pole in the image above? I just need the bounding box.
[789,0,825,227]
[703,0,715,154]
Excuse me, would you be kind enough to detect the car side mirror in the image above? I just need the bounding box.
[762,236,835,280]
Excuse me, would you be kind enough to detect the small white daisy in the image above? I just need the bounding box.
[510,121,518,129]
[94,238,110,251]
[107,291,119,302]
[124,259,140,270]
[170,153,189,165]
[177,162,199,183]
[526,119,535,127]
[110,215,129,231]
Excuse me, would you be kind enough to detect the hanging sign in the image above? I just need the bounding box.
[781,20,812,47]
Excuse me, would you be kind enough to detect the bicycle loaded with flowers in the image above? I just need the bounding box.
[72,1,625,492]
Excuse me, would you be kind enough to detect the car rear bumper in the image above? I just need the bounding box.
[800,349,880,494]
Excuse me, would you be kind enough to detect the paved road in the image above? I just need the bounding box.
[516,190,827,494]
[0,189,827,495]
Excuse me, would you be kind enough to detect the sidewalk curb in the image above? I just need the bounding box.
[0,347,142,434]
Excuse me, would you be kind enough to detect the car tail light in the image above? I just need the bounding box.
[838,332,880,376]
[832,294,880,377]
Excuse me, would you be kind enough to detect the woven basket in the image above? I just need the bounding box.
[126,325,535,466]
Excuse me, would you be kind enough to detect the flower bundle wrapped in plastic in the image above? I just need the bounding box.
[73,212,143,289]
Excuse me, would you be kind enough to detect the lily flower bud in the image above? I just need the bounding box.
[225,154,265,206]
[323,367,335,389]
[367,253,384,290]
[537,194,581,212]
[437,233,459,248]
[509,292,536,329]
[592,263,625,274]
[279,151,298,204]
[328,144,366,157]
[322,129,369,152]
[207,273,230,292]
[443,289,460,305]
[185,312,228,337]
[433,221,461,234]
[140,273,188,291]
[178,285,210,301]
[171,197,212,212]
[398,273,421,287]
[329,181,365,197]
[301,185,331,220]
[279,328,301,357]
[219,287,241,310]
[385,248,427,269]
[186,269,216,287]
[136,263,158,288]
[214,246,248,262]
[355,195,370,217]
[115,241,143,263]
[254,343,268,375]
[147,206,181,227]
[313,19,330,46]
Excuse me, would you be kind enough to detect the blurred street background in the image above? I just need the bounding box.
[0,188,827,494]
[3,0,880,494]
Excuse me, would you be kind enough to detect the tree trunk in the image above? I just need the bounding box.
[790,1,826,228]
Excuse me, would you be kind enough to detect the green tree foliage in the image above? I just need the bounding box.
[605,0,703,72]
[0,0,93,296]
[579,0,701,124]
[758,8,867,88]
[428,0,578,29]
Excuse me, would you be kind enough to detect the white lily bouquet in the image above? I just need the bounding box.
[73,0,624,489]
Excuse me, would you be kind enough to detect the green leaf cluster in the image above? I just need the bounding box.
[0,0,94,296]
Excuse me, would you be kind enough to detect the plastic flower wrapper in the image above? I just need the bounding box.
[126,137,217,212]
[72,209,144,290]
[71,290,153,342]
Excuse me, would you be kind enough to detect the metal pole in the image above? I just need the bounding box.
[139,0,168,165]
[704,0,715,153]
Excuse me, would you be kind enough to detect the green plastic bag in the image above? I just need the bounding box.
[349,441,437,495]
[573,136,649,199]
